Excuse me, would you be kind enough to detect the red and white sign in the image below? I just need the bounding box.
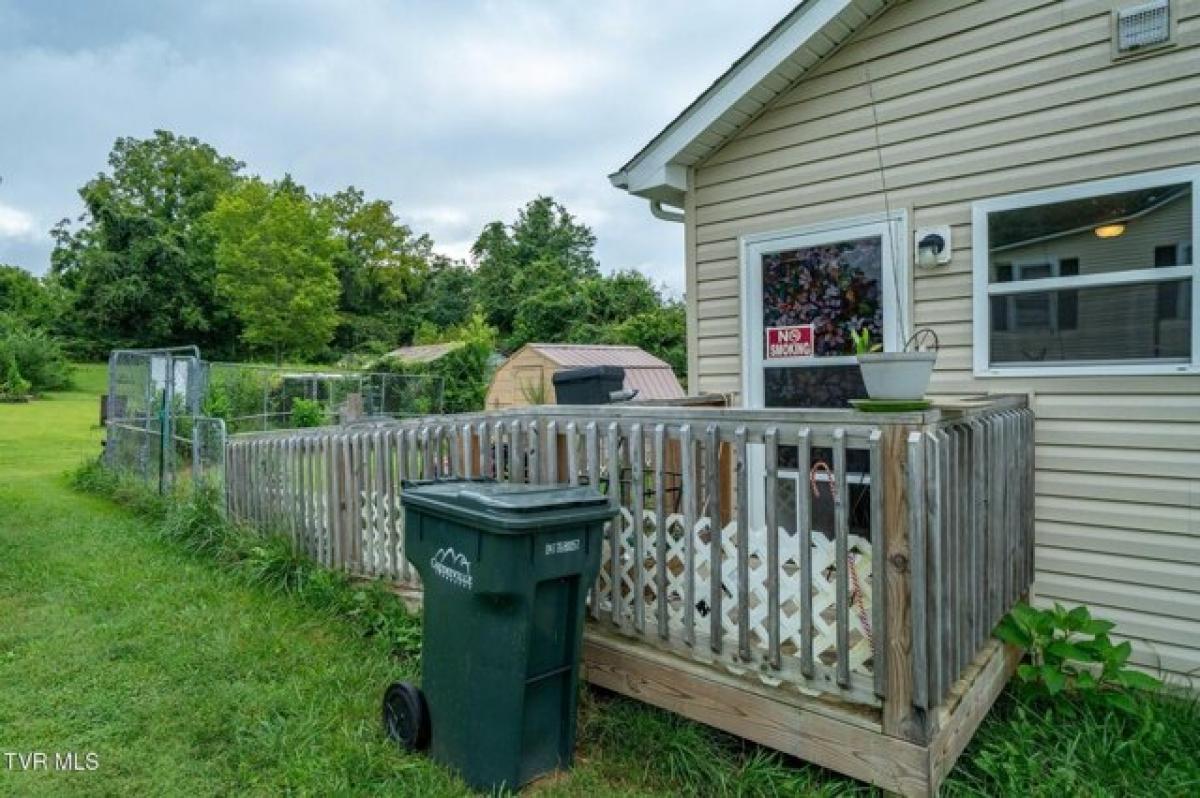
[765,324,814,360]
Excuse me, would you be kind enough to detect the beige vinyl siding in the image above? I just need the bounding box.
[685,0,1200,683]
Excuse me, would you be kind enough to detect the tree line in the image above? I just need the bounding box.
[2,130,683,381]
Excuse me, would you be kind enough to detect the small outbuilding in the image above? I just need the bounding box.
[485,343,684,409]
[382,342,464,364]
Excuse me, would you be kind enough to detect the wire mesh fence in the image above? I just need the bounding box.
[101,347,441,496]
[202,363,443,434]
[105,415,227,496]
[106,347,205,423]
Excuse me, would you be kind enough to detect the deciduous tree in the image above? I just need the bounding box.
[209,178,341,363]
[471,196,598,336]
[50,130,244,357]
[0,265,61,329]
[324,187,433,350]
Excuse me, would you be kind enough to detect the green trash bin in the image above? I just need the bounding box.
[382,479,615,792]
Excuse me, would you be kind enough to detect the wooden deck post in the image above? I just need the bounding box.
[881,423,927,746]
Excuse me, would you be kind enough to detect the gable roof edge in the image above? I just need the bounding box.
[610,0,889,207]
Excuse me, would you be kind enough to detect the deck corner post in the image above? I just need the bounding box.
[880,422,929,747]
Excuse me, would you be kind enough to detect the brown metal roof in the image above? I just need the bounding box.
[622,368,685,400]
[383,341,463,363]
[525,344,684,400]
[528,343,670,369]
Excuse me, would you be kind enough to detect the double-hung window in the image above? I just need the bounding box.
[972,166,1199,376]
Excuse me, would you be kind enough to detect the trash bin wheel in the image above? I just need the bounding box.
[382,681,430,751]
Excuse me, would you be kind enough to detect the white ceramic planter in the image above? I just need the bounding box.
[857,352,936,401]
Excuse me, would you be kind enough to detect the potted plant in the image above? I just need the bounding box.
[852,328,937,402]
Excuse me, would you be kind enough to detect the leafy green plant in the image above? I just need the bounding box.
[0,319,73,398]
[850,327,882,356]
[995,602,1161,712]
[0,348,31,401]
[290,397,326,428]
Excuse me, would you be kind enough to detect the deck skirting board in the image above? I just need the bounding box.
[582,631,1020,797]
[582,632,930,796]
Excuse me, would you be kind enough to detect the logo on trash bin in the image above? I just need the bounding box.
[431,547,473,589]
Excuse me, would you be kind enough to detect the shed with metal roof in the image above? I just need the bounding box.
[485,343,684,409]
[382,341,464,364]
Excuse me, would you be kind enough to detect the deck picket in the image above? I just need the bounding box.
[631,424,646,634]
[546,420,559,484]
[327,434,341,569]
[833,428,850,688]
[528,420,540,485]
[970,420,985,653]
[869,429,885,699]
[653,423,668,641]
[606,422,621,626]
[424,425,433,479]
[397,429,410,581]
[797,427,814,678]
[735,426,750,662]
[586,421,601,621]
[764,426,780,670]
[566,422,579,486]
[493,421,504,481]
[705,423,723,654]
[680,424,697,647]
[907,431,928,710]
[374,430,387,577]
[511,420,523,484]
[448,424,461,478]
[939,429,954,696]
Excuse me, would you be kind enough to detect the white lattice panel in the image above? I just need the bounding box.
[596,508,875,688]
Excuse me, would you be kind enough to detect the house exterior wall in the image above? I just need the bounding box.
[685,0,1200,682]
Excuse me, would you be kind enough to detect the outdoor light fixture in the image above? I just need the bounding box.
[1094,223,1127,238]
[915,225,952,268]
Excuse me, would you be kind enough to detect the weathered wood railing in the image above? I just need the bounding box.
[224,397,1033,717]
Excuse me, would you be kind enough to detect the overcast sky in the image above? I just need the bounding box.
[0,0,794,294]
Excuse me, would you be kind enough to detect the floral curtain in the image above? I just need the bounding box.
[761,236,883,357]
[759,236,882,408]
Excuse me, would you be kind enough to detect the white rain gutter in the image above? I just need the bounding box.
[649,200,684,223]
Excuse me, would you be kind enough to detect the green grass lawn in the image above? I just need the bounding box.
[1,364,1196,796]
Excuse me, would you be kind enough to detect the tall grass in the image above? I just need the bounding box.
[71,460,422,662]
[70,460,1200,797]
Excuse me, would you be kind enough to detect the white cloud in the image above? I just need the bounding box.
[434,239,476,264]
[0,202,37,240]
[0,0,796,291]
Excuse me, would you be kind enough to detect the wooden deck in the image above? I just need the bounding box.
[222,396,1035,796]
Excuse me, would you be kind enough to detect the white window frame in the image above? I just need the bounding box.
[972,165,1200,377]
[739,211,910,407]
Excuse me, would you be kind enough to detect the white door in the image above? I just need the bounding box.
[740,215,909,529]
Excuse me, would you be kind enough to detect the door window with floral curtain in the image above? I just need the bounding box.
[761,236,883,407]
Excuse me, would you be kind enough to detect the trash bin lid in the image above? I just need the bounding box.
[551,365,624,385]
[401,480,616,532]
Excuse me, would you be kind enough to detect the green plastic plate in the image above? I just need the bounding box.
[849,398,932,413]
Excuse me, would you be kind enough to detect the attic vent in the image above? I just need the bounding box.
[1114,0,1172,53]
